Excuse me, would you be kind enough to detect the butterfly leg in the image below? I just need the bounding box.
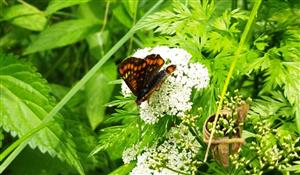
[155,83,162,91]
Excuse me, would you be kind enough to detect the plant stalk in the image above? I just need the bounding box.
[203,0,262,162]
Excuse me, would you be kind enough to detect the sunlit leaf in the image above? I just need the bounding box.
[0,54,84,174]
[85,61,117,130]
[108,162,136,175]
[46,0,90,15]
[24,19,100,54]
[3,4,47,31]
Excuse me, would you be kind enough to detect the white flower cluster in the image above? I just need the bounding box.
[122,144,139,164]
[128,124,201,175]
[121,46,210,124]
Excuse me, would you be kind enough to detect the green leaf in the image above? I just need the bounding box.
[0,128,3,148]
[0,54,84,174]
[86,30,111,59]
[8,147,73,175]
[24,19,100,54]
[112,5,132,28]
[85,61,117,130]
[285,161,300,173]
[123,0,139,18]
[3,4,47,31]
[64,115,106,171]
[49,84,85,111]
[108,162,136,175]
[46,0,90,15]
[90,121,139,159]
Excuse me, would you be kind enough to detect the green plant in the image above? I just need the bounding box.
[1,0,300,174]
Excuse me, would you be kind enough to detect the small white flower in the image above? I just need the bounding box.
[121,82,132,97]
[129,124,201,175]
[121,46,210,124]
[122,144,139,164]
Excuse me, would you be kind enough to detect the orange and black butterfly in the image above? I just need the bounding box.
[118,54,176,105]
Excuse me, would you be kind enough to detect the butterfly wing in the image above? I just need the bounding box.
[118,57,148,96]
[118,54,171,105]
[143,54,165,87]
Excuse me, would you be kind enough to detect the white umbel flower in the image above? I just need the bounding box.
[121,46,210,124]
[122,144,139,164]
[130,124,201,175]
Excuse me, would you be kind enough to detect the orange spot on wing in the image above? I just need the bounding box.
[166,65,176,74]
[119,68,124,75]
[157,58,164,65]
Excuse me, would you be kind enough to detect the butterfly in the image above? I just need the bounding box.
[118,54,176,105]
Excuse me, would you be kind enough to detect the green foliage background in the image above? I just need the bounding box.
[0,0,299,174]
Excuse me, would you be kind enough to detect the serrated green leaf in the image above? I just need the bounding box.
[85,61,117,130]
[3,4,47,31]
[0,54,84,174]
[24,19,100,54]
[46,0,90,15]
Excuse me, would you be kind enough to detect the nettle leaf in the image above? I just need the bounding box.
[0,54,84,174]
[3,4,47,31]
[46,0,90,15]
[24,19,100,54]
[85,61,117,130]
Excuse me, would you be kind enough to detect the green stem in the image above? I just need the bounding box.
[0,141,27,173]
[0,0,164,172]
[203,0,262,162]
[164,165,190,175]
[101,0,111,33]
[128,1,138,55]
[0,122,48,162]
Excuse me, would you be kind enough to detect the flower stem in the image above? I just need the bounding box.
[203,0,262,162]
[164,165,190,175]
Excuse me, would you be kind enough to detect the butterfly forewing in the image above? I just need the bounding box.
[118,57,148,96]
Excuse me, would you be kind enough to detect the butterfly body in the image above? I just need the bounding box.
[118,54,176,105]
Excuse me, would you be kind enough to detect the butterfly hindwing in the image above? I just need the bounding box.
[143,54,165,87]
